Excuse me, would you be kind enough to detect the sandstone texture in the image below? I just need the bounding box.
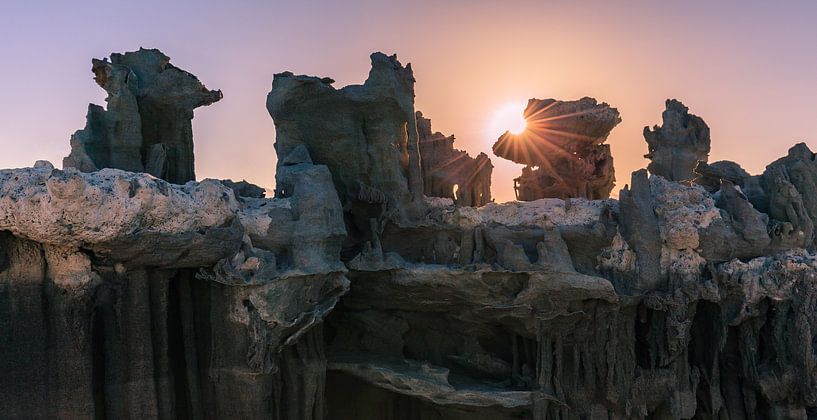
[3,49,817,420]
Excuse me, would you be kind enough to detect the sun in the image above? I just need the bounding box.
[490,101,528,136]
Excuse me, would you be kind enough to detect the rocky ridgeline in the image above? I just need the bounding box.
[1,49,817,420]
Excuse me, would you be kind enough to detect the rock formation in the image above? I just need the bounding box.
[64,48,222,183]
[417,111,493,207]
[0,160,347,419]
[492,97,621,201]
[644,99,711,182]
[4,50,817,419]
[267,55,492,259]
[4,49,343,420]
[267,53,423,220]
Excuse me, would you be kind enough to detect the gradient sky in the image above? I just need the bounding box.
[2,0,817,202]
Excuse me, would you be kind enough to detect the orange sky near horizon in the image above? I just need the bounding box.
[2,1,817,203]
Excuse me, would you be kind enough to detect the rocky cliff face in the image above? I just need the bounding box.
[0,161,348,419]
[3,49,817,419]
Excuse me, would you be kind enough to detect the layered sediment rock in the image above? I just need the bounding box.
[4,50,817,419]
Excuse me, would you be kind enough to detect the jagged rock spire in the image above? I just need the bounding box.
[64,48,222,183]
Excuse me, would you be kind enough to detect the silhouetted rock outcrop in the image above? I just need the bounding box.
[492,97,621,200]
[64,48,222,183]
[417,111,492,207]
[644,99,711,182]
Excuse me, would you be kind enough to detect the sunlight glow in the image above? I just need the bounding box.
[491,101,528,136]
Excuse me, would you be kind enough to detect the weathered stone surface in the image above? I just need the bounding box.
[267,53,423,220]
[613,169,664,292]
[760,143,817,248]
[492,97,621,200]
[1,154,348,418]
[417,111,493,207]
[644,99,711,181]
[64,48,222,183]
[221,179,267,199]
[0,166,238,247]
[9,50,817,420]
[693,160,750,192]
